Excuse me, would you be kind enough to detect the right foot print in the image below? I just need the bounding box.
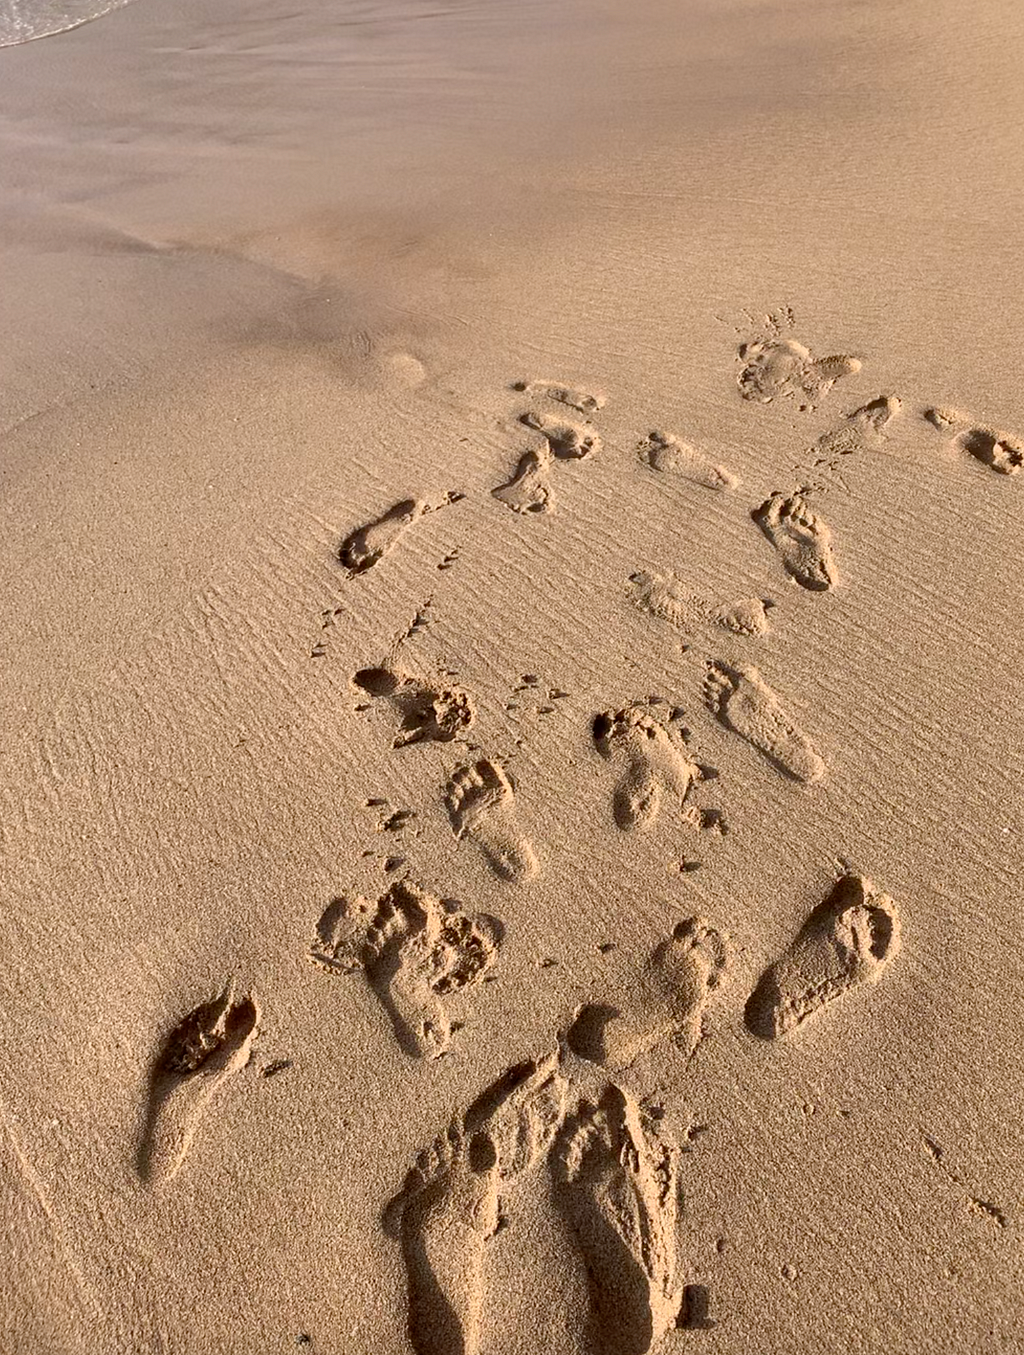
[638,430,738,491]
[386,1053,570,1355]
[924,407,1023,475]
[569,917,730,1071]
[491,442,554,514]
[737,335,861,406]
[704,661,825,783]
[340,492,461,575]
[629,569,772,637]
[520,411,600,459]
[309,880,501,1058]
[445,759,538,883]
[745,874,900,1038]
[138,980,259,1185]
[592,704,700,832]
[512,379,605,415]
[353,665,474,747]
[553,1083,682,1355]
[752,491,837,591]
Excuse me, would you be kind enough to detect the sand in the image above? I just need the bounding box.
[1,1,1022,1352]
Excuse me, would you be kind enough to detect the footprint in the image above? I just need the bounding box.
[745,874,900,1038]
[445,759,539,883]
[737,335,861,406]
[752,492,837,592]
[340,492,461,575]
[309,880,501,1058]
[592,704,700,832]
[353,666,474,747]
[924,408,1023,475]
[704,661,825,783]
[512,380,605,416]
[385,1053,569,1355]
[553,1083,682,1355]
[568,917,730,1070]
[638,431,738,491]
[811,396,902,467]
[629,569,772,637]
[520,412,599,460]
[138,980,259,1184]
[492,442,554,514]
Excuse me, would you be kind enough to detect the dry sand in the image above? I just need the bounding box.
[1,1,1023,1352]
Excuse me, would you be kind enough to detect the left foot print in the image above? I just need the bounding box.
[592,704,700,832]
[752,491,837,592]
[353,666,474,747]
[445,759,539,883]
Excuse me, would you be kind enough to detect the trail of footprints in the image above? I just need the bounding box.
[139,324,1017,1348]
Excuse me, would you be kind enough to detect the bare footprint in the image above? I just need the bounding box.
[138,980,259,1184]
[553,1083,682,1355]
[353,666,474,747]
[752,492,837,592]
[811,396,902,468]
[520,411,600,460]
[704,661,825,783]
[340,492,461,575]
[310,880,501,1058]
[445,759,538,882]
[738,335,861,406]
[385,1053,569,1355]
[629,569,772,637]
[492,442,554,514]
[592,704,700,832]
[638,430,738,491]
[924,408,1023,475]
[513,380,605,415]
[745,874,900,1038]
[569,917,730,1070]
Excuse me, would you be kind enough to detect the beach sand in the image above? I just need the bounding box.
[1,1,1022,1351]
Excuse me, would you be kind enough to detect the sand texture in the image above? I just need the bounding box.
[1,0,1023,1352]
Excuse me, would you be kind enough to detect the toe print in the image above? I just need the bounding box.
[704,661,825,783]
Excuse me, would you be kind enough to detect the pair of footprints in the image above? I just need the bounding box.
[387,874,900,1355]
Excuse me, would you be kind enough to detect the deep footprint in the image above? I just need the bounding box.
[386,1053,569,1355]
[492,442,554,514]
[745,874,900,1038]
[925,408,1023,476]
[637,430,738,491]
[704,661,825,783]
[520,411,600,460]
[592,704,701,832]
[569,917,730,1071]
[353,666,474,747]
[138,980,259,1185]
[310,880,501,1058]
[445,758,538,883]
[512,380,605,415]
[553,1083,682,1355]
[752,491,837,592]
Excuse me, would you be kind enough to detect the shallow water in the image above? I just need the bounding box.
[0,0,134,46]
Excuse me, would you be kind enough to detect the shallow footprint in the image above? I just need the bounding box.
[811,396,902,467]
[492,442,554,514]
[704,661,825,783]
[445,759,539,883]
[752,491,837,591]
[353,666,474,747]
[569,917,730,1071]
[513,379,605,415]
[310,880,501,1059]
[138,980,259,1185]
[340,492,461,575]
[592,704,700,832]
[553,1083,682,1355]
[629,569,772,637]
[520,411,600,459]
[737,335,861,406]
[745,874,900,1038]
[638,430,738,491]
[924,408,1023,476]
[385,1053,569,1355]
